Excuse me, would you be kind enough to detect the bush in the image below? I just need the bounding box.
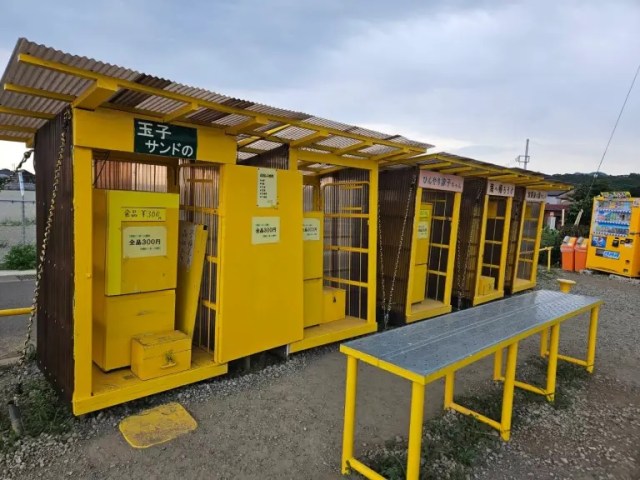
[2,244,37,270]
[539,226,562,266]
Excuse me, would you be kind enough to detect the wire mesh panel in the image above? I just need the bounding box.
[179,164,220,353]
[504,189,524,292]
[424,190,455,303]
[481,197,507,286]
[516,201,542,281]
[93,155,168,192]
[377,168,416,324]
[322,169,370,320]
[454,178,486,302]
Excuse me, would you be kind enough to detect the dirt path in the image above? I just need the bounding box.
[2,270,639,479]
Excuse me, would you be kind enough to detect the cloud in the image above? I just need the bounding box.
[0,1,639,174]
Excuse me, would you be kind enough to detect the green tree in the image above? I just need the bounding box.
[566,179,611,226]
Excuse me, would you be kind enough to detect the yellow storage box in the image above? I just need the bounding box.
[323,286,346,324]
[410,264,428,304]
[131,330,192,381]
[93,289,176,371]
[93,189,179,296]
[478,275,495,296]
[303,278,323,327]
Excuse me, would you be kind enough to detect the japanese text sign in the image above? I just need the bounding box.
[487,180,515,197]
[134,119,197,159]
[525,189,547,202]
[417,171,463,192]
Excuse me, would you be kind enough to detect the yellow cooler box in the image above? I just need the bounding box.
[93,289,176,371]
[131,330,192,380]
[323,286,346,323]
[303,278,323,327]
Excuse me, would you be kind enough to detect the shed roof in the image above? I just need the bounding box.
[382,152,572,191]
[0,38,431,162]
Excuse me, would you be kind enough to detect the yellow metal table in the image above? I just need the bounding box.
[339,290,602,480]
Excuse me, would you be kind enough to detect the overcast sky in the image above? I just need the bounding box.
[1,0,638,175]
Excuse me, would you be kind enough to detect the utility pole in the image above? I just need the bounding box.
[515,138,530,170]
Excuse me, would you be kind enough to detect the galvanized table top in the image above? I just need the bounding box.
[343,290,601,379]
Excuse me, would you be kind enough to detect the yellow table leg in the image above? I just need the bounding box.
[444,371,454,409]
[406,382,426,480]
[586,305,600,373]
[493,348,503,380]
[546,323,561,402]
[341,355,358,474]
[539,328,549,357]
[500,341,519,441]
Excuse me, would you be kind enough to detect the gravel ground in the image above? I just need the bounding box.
[0,268,638,479]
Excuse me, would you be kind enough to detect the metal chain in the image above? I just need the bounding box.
[0,150,33,192]
[379,174,416,328]
[19,109,70,364]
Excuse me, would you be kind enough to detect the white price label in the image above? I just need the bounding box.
[417,221,430,240]
[303,218,320,241]
[123,226,167,258]
[252,217,280,244]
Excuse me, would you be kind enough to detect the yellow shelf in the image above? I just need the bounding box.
[406,298,452,323]
[289,316,377,353]
[73,348,228,415]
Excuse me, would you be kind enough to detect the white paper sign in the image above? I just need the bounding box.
[525,189,547,202]
[257,168,277,208]
[252,217,280,244]
[303,218,320,241]
[123,226,167,258]
[487,180,515,197]
[418,171,464,192]
[417,221,429,239]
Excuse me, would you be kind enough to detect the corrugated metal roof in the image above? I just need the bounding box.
[384,152,572,190]
[0,38,432,160]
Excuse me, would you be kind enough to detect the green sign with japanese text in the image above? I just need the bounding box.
[134,119,197,159]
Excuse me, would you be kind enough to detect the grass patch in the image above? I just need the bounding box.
[1,243,36,270]
[0,374,73,454]
[364,356,589,479]
[0,218,36,226]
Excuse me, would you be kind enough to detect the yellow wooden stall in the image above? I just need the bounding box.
[0,38,429,414]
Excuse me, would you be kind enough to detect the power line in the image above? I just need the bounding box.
[586,60,640,197]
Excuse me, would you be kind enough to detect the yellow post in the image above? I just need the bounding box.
[72,145,94,404]
[493,348,503,380]
[341,355,358,474]
[406,381,426,480]
[547,247,551,271]
[497,196,513,293]
[545,323,561,402]
[557,278,576,293]
[539,329,549,358]
[500,341,518,441]
[586,305,600,373]
[444,371,454,409]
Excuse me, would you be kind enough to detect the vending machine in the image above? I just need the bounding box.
[586,193,640,277]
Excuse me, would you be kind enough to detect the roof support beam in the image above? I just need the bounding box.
[0,134,30,143]
[4,83,76,102]
[370,147,410,162]
[415,161,454,170]
[438,166,473,174]
[73,78,119,110]
[0,124,37,134]
[488,174,519,181]
[225,116,269,135]
[331,141,372,156]
[0,106,54,120]
[294,149,376,170]
[162,102,199,123]
[290,131,330,148]
[17,53,427,155]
